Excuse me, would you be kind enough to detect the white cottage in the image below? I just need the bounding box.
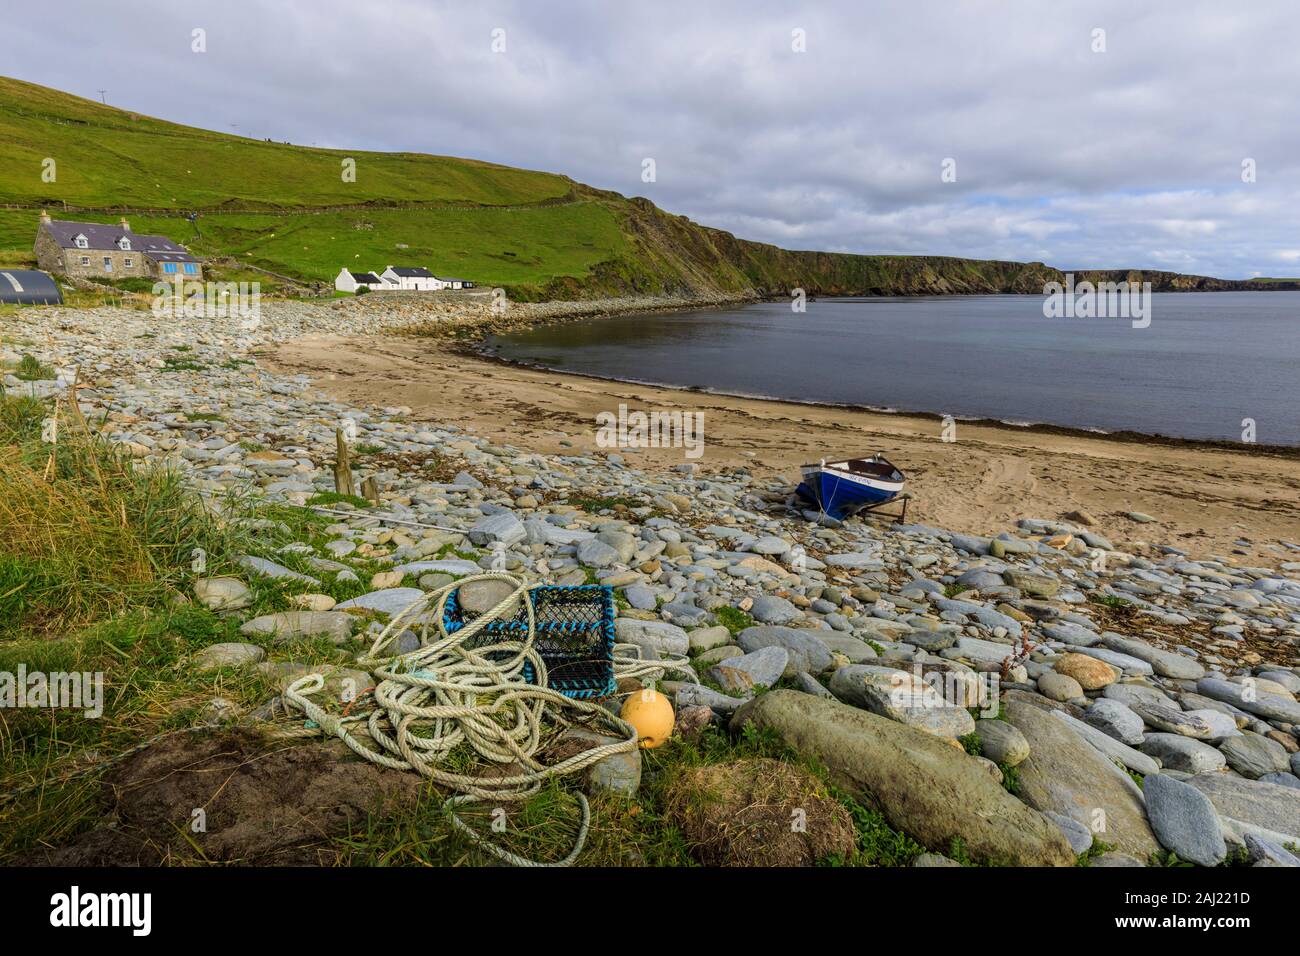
[379,266,442,291]
[335,268,385,293]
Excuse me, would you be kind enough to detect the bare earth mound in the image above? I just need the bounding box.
[23,731,424,866]
[663,757,857,866]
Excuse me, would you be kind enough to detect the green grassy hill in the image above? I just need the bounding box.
[1,76,1293,298]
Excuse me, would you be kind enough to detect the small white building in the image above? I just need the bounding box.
[434,276,476,290]
[335,268,385,293]
[380,266,442,291]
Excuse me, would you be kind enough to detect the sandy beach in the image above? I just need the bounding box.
[266,330,1300,563]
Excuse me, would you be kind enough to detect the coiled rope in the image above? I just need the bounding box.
[278,571,695,866]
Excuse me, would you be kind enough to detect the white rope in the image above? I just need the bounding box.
[278,572,693,866]
[613,644,699,685]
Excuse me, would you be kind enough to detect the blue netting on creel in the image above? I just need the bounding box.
[442,584,617,699]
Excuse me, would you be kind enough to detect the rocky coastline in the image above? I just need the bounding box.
[4,296,1299,867]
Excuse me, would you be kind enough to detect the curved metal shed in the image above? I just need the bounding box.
[0,269,62,305]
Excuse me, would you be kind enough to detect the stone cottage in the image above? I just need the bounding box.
[33,211,204,280]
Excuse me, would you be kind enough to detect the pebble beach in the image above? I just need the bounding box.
[6,293,1300,868]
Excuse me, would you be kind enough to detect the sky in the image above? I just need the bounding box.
[6,0,1300,278]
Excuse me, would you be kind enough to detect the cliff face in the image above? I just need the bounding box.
[524,187,1299,301]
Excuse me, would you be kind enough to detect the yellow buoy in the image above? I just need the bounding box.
[620,688,675,748]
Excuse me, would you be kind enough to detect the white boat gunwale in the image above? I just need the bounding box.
[799,455,905,492]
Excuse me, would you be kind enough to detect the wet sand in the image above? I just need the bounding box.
[266,332,1300,563]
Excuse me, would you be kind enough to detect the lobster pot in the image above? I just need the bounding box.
[442,584,616,699]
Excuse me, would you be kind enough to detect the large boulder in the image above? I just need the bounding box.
[730,691,1076,866]
[1181,773,1300,845]
[1143,773,1226,867]
[1004,698,1161,860]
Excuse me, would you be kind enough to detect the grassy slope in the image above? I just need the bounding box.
[1,76,1294,297]
[0,77,571,207]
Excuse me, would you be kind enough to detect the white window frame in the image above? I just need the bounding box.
[124,257,133,268]
[80,256,90,266]
[75,235,89,249]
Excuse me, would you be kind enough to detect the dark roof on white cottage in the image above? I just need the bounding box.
[387,266,433,278]
[42,219,201,263]
[350,272,382,283]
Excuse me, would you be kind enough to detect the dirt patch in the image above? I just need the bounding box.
[663,757,856,866]
[22,730,424,866]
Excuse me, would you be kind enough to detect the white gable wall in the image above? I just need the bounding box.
[379,266,444,291]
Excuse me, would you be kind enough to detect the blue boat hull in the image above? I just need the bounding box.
[797,470,900,520]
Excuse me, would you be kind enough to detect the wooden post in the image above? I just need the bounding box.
[361,475,379,503]
[333,428,354,497]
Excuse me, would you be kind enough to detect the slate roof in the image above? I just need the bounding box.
[43,219,201,262]
[350,272,382,283]
[387,266,434,278]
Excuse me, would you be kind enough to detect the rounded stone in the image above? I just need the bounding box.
[193,576,252,611]
[1054,652,1118,690]
[1219,732,1290,779]
[194,642,266,672]
[1038,671,1084,702]
[291,593,337,612]
[1143,772,1227,867]
[974,718,1030,766]
[457,577,522,617]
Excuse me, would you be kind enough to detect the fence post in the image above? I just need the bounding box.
[333,427,354,497]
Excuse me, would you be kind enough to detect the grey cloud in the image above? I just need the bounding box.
[5,0,1299,277]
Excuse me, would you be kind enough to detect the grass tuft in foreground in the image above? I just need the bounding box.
[0,394,242,640]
